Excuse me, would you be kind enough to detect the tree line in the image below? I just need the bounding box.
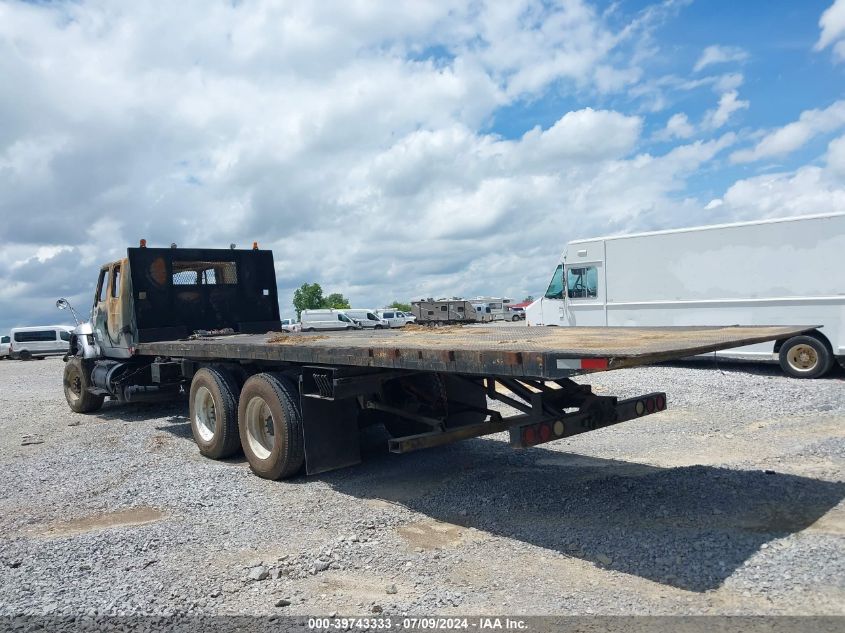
[292,282,410,319]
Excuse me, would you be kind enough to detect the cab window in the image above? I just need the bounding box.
[111,265,121,298]
[544,264,564,300]
[96,268,110,303]
[366,313,379,321]
[60,330,71,341]
[567,266,599,299]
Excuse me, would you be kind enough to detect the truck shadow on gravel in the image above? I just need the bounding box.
[318,432,845,593]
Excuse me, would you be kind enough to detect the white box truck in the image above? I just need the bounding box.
[526,212,845,378]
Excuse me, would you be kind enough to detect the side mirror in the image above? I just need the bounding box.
[55,297,81,326]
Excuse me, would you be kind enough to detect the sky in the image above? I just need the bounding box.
[1,0,844,329]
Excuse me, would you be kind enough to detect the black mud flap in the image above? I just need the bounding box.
[299,388,362,476]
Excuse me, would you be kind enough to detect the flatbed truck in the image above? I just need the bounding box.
[59,244,813,480]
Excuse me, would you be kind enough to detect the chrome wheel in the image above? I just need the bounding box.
[193,386,217,442]
[244,396,275,460]
[786,343,818,373]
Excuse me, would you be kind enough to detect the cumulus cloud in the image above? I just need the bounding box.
[730,100,845,163]
[815,0,845,62]
[655,113,695,140]
[693,45,749,72]
[0,0,823,331]
[703,90,750,129]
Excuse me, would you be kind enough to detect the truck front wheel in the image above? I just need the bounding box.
[238,373,305,480]
[778,335,833,379]
[63,358,105,413]
[189,367,241,459]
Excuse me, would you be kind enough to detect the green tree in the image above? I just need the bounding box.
[523,295,534,303]
[293,283,324,318]
[323,293,351,309]
[389,300,412,312]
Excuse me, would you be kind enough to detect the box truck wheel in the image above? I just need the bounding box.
[779,335,833,378]
[238,373,305,480]
[189,367,241,459]
[63,357,105,413]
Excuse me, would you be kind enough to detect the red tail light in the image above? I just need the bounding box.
[523,427,536,446]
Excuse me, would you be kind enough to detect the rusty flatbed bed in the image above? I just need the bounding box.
[137,325,812,380]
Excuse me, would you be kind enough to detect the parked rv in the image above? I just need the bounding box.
[469,297,514,321]
[526,212,845,378]
[300,309,362,332]
[412,299,491,324]
[345,309,388,329]
[0,335,9,359]
[9,325,74,360]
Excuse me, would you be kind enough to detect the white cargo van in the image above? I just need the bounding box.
[0,335,9,359]
[344,309,388,329]
[9,325,74,360]
[300,309,362,332]
[526,212,845,378]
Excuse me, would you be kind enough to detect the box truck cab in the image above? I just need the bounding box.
[300,309,362,331]
[9,325,74,360]
[526,213,845,378]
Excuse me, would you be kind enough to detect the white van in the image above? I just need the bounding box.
[377,310,415,328]
[9,325,74,360]
[527,212,845,378]
[344,309,389,329]
[300,309,362,332]
[0,335,9,359]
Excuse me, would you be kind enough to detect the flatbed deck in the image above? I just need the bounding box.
[137,325,812,379]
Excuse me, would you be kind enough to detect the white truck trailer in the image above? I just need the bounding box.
[526,212,845,378]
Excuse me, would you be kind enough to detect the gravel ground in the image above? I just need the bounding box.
[0,356,843,618]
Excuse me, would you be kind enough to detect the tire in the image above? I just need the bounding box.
[19,350,32,361]
[238,373,304,480]
[779,335,833,379]
[374,325,383,330]
[189,367,241,459]
[304,327,315,332]
[511,315,519,321]
[63,357,105,413]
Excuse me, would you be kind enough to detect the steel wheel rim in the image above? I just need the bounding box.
[244,396,275,460]
[64,366,81,403]
[194,386,217,441]
[787,344,818,373]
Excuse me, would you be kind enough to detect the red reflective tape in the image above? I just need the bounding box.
[580,358,608,370]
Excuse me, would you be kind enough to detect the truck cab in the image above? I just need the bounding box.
[91,257,134,359]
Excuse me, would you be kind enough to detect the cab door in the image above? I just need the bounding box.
[92,259,132,358]
[563,262,606,326]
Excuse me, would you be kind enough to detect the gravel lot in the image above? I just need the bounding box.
[0,356,843,617]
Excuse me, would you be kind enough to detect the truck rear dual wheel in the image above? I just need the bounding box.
[189,367,241,459]
[63,357,105,413]
[238,373,305,480]
[778,335,833,379]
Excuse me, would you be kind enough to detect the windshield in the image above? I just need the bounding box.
[544,264,565,299]
[367,313,379,320]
